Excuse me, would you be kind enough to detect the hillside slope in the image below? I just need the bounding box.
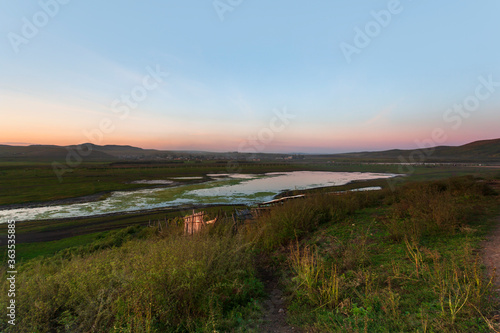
[0,144,117,162]
[329,138,500,163]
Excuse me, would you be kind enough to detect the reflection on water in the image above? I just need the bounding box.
[191,172,387,197]
[0,171,395,222]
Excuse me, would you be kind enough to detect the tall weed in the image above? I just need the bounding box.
[0,232,263,332]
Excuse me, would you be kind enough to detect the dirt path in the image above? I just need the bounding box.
[257,259,302,333]
[260,278,297,332]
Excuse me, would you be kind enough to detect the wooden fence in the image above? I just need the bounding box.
[183,211,206,235]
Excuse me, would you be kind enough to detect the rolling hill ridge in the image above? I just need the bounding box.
[0,139,498,163]
[326,138,500,163]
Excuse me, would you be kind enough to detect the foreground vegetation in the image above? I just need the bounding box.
[280,178,499,332]
[1,174,499,332]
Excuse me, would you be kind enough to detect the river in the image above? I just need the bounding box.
[0,171,396,222]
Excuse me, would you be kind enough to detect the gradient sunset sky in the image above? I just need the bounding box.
[1,1,499,153]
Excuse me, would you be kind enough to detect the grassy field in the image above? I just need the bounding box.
[8,226,152,262]
[0,174,499,332]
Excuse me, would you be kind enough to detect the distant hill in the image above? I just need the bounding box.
[0,139,498,163]
[66,144,161,158]
[0,143,153,162]
[0,144,113,162]
[327,138,500,163]
[0,143,270,163]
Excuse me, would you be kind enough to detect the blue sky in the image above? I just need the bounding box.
[1,1,499,153]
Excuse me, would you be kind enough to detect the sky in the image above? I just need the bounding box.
[1,1,499,153]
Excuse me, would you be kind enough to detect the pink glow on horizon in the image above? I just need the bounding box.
[2,131,498,153]
[1,92,498,153]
